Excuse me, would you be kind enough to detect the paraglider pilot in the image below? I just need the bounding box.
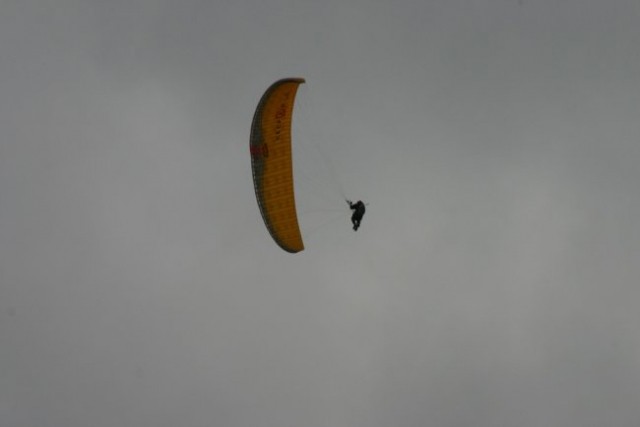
[347,200,366,231]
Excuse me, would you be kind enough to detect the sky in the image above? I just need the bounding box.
[1,0,640,426]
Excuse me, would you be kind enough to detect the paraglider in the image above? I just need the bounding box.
[250,78,367,252]
[249,78,305,253]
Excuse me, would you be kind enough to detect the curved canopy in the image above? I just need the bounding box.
[250,78,305,253]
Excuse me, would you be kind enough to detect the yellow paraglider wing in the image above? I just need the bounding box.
[250,78,305,253]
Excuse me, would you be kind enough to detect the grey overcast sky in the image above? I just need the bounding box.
[2,1,640,426]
